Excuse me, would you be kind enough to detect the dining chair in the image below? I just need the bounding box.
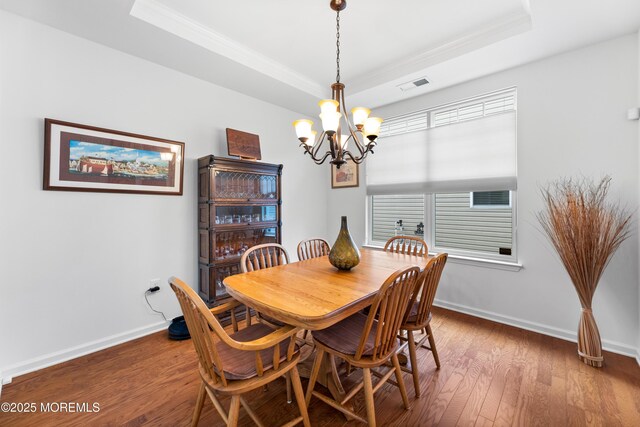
[305,266,421,426]
[297,238,331,261]
[240,243,290,329]
[383,235,428,257]
[169,277,310,427]
[240,243,299,402]
[399,253,448,397]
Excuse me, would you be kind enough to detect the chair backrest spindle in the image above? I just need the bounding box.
[241,243,290,273]
[410,253,448,326]
[384,236,428,257]
[297,238,331,261]
[355,266,421,361]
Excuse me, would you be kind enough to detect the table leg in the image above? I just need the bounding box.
[299,342,354,420]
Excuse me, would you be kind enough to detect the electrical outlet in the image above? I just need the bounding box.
[149,278,161,290]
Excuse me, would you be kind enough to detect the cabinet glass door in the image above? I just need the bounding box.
[213,264,241,300]
[214,205,277,225]
[214,227,277,261]
[214,171,277,200]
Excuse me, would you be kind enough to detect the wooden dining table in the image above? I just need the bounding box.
[223,247,431,407]
[224,247,430,330]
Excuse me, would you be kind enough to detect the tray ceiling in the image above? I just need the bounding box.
[1,0,639,115]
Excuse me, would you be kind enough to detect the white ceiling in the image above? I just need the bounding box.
[1,0,640,116]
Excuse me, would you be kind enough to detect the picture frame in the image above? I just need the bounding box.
[331,159,359,189]
[44,119,185,195]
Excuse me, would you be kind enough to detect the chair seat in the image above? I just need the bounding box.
[216,323,298,380]
[312,313,386,357]
[404,302,432,325]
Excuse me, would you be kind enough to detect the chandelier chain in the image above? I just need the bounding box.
[336,9,340,83]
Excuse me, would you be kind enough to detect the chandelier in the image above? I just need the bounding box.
[293,0,383,169]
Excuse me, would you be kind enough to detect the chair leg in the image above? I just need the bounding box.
[191,382,206,427]
[391,353,410,410]
[245,307,252,327]
[362,368,377,427]
[305,348,325,405]
[406,329,420,398]
[290,366,311,427]
[426,324,441,369]
[286,372,292,403]
[228,395,241,427]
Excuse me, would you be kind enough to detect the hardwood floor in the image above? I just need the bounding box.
[1,307,639,426]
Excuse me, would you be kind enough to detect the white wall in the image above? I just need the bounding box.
[637,29,640,363]
[330,34,640,356]
[0,10,327,380]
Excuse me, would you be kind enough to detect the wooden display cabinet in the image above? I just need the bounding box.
[197,155,282,314]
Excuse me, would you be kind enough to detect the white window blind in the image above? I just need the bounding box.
[366,90,517,195]
[379,112,428,137]
[425,111,516,192]
[370,195,424,243]
[435,192,512,254]
[431,93,515,127]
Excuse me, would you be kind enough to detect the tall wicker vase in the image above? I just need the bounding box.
[578,306,602,367]
[538,177,632,368]
[329,216,361,270]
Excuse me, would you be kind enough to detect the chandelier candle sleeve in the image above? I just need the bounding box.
[292,0,382,168]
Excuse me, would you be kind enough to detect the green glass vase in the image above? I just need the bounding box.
[329,216,361,270]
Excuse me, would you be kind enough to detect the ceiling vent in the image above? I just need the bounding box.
[397,77,430,92]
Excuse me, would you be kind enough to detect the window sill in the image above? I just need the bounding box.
[362,244,523,272]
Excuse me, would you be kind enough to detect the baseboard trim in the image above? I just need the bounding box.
[1,320,170,383]
[433,299,637,358]
[636,351,640,367]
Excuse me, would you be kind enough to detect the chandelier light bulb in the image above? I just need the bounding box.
[293,119,314,141]
[320,111,342,133]
[363,117,383,139]
[307,130,318,146]
[351,107,371,127]
[319,99,339,116]
[340,134,349,149]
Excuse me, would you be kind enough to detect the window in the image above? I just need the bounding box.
[470,191,511,208]
[369,191,514,260]
[371,195,425,243]
[435,192,513,256]
[366,89,517,262]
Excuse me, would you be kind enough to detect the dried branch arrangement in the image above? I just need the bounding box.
[538,176,632,367]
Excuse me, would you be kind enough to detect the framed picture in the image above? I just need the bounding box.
[44,119,185,195]
[331,159,359,189]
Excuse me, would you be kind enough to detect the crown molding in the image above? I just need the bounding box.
[130,0,326,99]
[130,0,530,99]
[348,10,532,94]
